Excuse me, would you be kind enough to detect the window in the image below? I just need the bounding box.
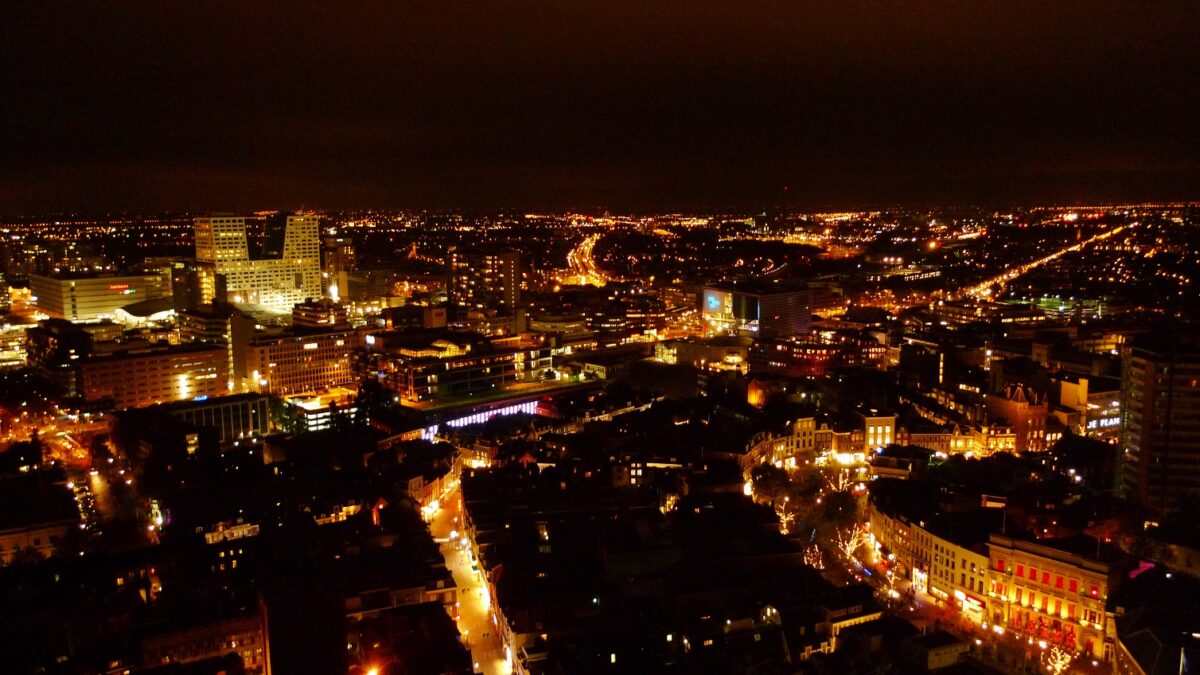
[1017,564,1025,577]
[1029,567,1038,580]
[1041,595,1048,612]
[1069,579,1079,593]
[1055,575,1064,589]
[1042,571,1051,585]
[996,558,1006,572]
[1016,589,1023,604]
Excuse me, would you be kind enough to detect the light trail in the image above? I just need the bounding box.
[948,225,1128,301]
[564,233,607,286]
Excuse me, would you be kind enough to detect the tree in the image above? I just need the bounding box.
[750,464,791,505]
[268,396,306,434]
[1041,646,1073,675]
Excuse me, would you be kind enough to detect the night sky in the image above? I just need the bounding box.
[2,1,1198,213]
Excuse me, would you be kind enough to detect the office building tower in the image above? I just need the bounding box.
[447,247,520,312]
[194,214,321,313]
[1119,335,1200,513]
[169,260,223,311]
[321,235,356,302]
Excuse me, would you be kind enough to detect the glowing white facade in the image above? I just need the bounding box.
[194,215,321,313]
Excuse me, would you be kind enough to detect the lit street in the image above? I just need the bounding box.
[429,487,511,675]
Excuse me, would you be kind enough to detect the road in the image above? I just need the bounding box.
[949,225,1128,301]
[429,488,511,675]
[565,233,607,286]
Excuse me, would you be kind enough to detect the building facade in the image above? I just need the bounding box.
[447,247,521,311]
[179,304,255,389]
[78,343,229,410]
[702,284,813,339]
[245,329,357,396]
[194,215,321,313]
[1119,337,1200,514]
[360,331,553,405]
[30,272,169,321]
[986,535,1115,661]
[986,384,1048,453]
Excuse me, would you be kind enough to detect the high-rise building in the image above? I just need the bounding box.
[446,247,520,312]
[168,259,223,311]
[1119,335,1200,513]
[194,214,321,313]
[321,235,356,302]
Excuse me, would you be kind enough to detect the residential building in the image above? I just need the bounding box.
[1119,335,1200,514]
[446,247,521,311]
[987,383,1048,453]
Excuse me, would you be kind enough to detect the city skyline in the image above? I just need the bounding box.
[2,4,1200,674]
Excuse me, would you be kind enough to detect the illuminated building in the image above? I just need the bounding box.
[702,283,812,338]
[986,384,1048,453]
[180,303,255,390]
[292,298,350,329]
[30,271,169,321]
[360,330,552,404]
[867,498,996,627]
[284,387,357,431]
[321,234,355,301]
[529,313,592,339]
[194,214,321,313]
[1119,336,1200,513]
[987,535,1115,660]
[78,343,229,410]
[121,393,270,445]
[446,247,520,311]
[168,259,222,311]
[1053,374,1121,441]
[245,328,356,396]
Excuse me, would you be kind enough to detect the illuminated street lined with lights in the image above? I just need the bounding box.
[429,486,511,675]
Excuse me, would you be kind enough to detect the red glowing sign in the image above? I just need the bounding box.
[108,284,130,291]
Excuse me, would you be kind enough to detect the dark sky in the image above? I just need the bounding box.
[2,1,1198,213]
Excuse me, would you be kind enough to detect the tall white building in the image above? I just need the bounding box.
[194,215,321,313]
